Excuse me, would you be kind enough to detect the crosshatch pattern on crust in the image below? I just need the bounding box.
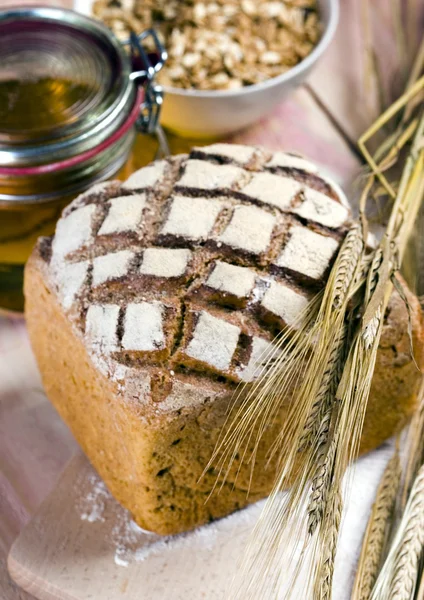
[45,144,351,393]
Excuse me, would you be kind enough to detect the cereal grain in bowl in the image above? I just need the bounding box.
[91,0,339,137]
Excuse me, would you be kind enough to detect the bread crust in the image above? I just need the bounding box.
[24,144,424,534]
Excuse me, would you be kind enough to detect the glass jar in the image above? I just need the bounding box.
[0,6,168,312]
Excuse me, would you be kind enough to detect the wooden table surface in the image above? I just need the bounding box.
[0,1,422,598]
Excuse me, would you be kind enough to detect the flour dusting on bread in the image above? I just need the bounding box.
[44,144,350,393]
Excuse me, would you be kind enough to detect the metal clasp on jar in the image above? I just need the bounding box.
[124,29,170,158]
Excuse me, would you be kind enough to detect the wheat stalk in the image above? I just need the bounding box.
[371,465,424,600]
[225,224,366,599]
[226,111,422,597]
[211,60,424,600]
[350,84,424,600]
[352,448,402,600]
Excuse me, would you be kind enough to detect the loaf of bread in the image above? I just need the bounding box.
[25,143,423,535]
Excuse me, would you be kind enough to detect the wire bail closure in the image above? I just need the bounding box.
[124,29,170,158]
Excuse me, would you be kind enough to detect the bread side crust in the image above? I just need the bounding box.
[25,249,423,535]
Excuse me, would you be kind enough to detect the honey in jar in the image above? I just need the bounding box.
[0,6,167,312]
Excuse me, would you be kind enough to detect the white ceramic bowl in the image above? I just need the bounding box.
[160,0,339,139]
[79,0,338,139]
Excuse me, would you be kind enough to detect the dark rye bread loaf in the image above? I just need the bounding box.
[25,143,423,535]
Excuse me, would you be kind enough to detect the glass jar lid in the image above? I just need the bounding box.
[0,6,138,168]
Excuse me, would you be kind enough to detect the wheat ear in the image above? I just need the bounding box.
[352,448,402,600]
[299,325,346,451]
[315,488,343,600]
[333,223,364,309]
[307,421,338,536]
[268,224,364,465]
[371,465,424,600]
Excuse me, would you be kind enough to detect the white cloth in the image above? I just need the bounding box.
[79,442,393,599]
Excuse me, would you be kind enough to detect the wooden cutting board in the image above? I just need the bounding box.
[7,446,394,600]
